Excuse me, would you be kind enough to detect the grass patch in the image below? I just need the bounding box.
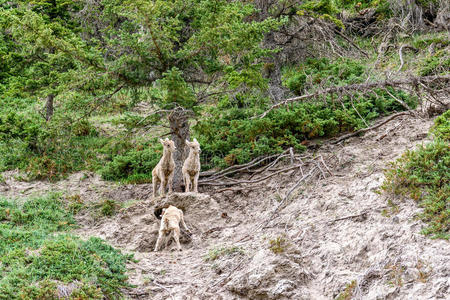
[381,110,449,239]
[268,235,289,254]
[335,280,356,300]
[205,245,244,261]
[0,194,132,299]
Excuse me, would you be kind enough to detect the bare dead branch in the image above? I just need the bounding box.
[200,163,305,186]
[327,206,388,224]
[384,88,414,112]
[256,75,450,118]
[397,44,418,72]
[74,84,125,123]
[332,111,412,144]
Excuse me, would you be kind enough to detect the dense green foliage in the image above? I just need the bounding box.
[99,139,162,183]
[0,194,132,298]
[0,0,283,181]
[0,107,111,180]
[0,0,445,185]
[418,50,450,76]
[382,111,450,239]
[195,58,417,169]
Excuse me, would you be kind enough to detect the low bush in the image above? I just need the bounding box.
[195,58,417,170]
[418,49,450,76]
[99,140,162,183]
[0,109,113,180]
[382,110,449,239]
[0,194,132,299]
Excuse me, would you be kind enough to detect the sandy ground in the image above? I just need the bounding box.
[1,113,448,299]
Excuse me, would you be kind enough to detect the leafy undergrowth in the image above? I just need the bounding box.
[0,104,161,183]
[0,194,132,299]
[195,57,417,170]
[382,110,450,239]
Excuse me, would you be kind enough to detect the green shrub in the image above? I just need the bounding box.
[0,110,113,180]
[0,194,132,299]
[95,199,120,217]
[195,58,417,170]
[298,0,344,28]
[282,58,366,94]
[336,280,356,300]
[382,112,449,239]
[418,50,450,76]
[100,141,162,183]
[412,33,449,50]
[431,110,450,141]
[269,235,289,254]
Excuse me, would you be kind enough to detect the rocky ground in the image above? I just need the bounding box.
[1,113,448,299]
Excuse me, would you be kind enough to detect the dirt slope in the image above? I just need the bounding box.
[1,114,448,299]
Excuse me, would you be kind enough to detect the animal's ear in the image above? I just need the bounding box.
[159,138,164,144]
[185,139,190,145]
[165,138,169,141]
[193,138,198,143]
[162,208,166,214]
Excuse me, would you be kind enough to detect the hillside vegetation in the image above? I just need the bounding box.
[0,0,449,298]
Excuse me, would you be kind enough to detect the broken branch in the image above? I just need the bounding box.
[256,75,450,118]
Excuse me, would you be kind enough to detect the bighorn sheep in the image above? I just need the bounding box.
[182,138,201,193]
[152,138,176,198]
[154,205,189,251]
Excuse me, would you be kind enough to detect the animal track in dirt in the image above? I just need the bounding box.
[1,114,449,300]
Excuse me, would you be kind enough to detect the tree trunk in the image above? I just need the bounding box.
[45,94,54,121]
[168,110,190,192]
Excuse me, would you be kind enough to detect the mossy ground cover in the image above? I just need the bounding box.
[382,110,449,239]
[0,193,132,299]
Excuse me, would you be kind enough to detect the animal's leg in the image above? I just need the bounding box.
[184,173,190,193]
[160,177,166,197]
[168,172,174,194]
[165,231,172,249]
[152,175,158,198]
[173,227,182,251]
[180,211,189,232]
[154,231,164,251]
[193,173,199,193]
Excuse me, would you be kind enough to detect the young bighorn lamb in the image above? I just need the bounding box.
[182,138,201,193]
[152,138,176,198]
[154,205,189,251]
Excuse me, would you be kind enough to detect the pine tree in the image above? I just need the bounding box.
[2,0,282,189]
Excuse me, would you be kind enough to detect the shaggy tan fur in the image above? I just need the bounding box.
[154,205,189,251]
[182,138,201,193]
[152,138,176,198]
